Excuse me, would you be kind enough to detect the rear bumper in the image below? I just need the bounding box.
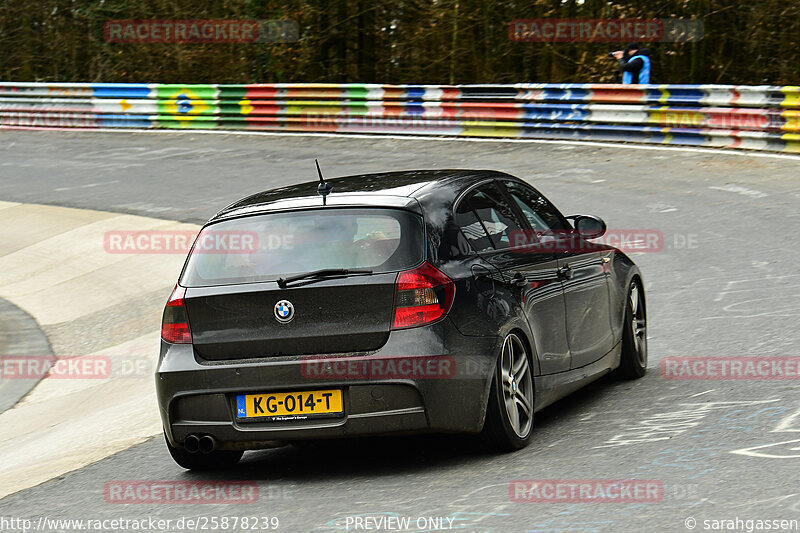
[156,320,499,450]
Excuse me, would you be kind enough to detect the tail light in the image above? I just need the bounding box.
[392,262,455,330]
[161,285,192,343]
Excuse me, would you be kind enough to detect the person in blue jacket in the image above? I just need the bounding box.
[612,42,651,84]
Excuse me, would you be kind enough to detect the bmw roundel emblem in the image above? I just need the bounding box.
[274,300,295,323]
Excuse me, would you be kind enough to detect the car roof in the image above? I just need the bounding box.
[211,169,518,222]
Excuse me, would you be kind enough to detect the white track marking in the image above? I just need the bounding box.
[0,202,199,497]
[4,126,800,161]
[689,389,716,398]
[730,439,800,459]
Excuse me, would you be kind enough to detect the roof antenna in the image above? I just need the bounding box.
[315,159,332,205]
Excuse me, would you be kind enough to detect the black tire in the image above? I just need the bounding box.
[613,279,647,380]
[165,434,243,470]
[482,333,535,452]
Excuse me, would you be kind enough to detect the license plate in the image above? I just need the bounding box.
[236,389,343,421]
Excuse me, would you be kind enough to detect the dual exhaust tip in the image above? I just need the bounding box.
[184,434,216,454]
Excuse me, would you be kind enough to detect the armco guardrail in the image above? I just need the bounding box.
[1,82,799,153]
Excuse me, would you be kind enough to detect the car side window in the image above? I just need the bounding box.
[503,181,569,232]
[455,183,524,251]
[455,196,493,253]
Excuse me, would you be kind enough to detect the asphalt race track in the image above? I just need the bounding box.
[1,129,799,532]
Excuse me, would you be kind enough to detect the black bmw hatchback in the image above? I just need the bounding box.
[157,169,647,470]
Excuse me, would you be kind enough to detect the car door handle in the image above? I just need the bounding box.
[557,264,573,280]
[511,272,528,288]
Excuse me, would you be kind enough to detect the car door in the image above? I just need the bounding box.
[455,181,570,374]
[443,201,507,339]
[500,180,614,370]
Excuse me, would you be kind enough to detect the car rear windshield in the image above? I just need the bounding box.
[180,208,425,287]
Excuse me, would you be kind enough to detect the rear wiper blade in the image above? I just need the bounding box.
[277,268,373,288]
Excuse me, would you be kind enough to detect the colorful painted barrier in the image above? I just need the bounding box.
[1,82,799,153]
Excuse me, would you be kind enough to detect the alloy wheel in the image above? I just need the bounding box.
[500,333,534,438]
[629,283,647,367]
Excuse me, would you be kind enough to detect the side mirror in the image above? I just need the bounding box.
[569,214,607,240]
